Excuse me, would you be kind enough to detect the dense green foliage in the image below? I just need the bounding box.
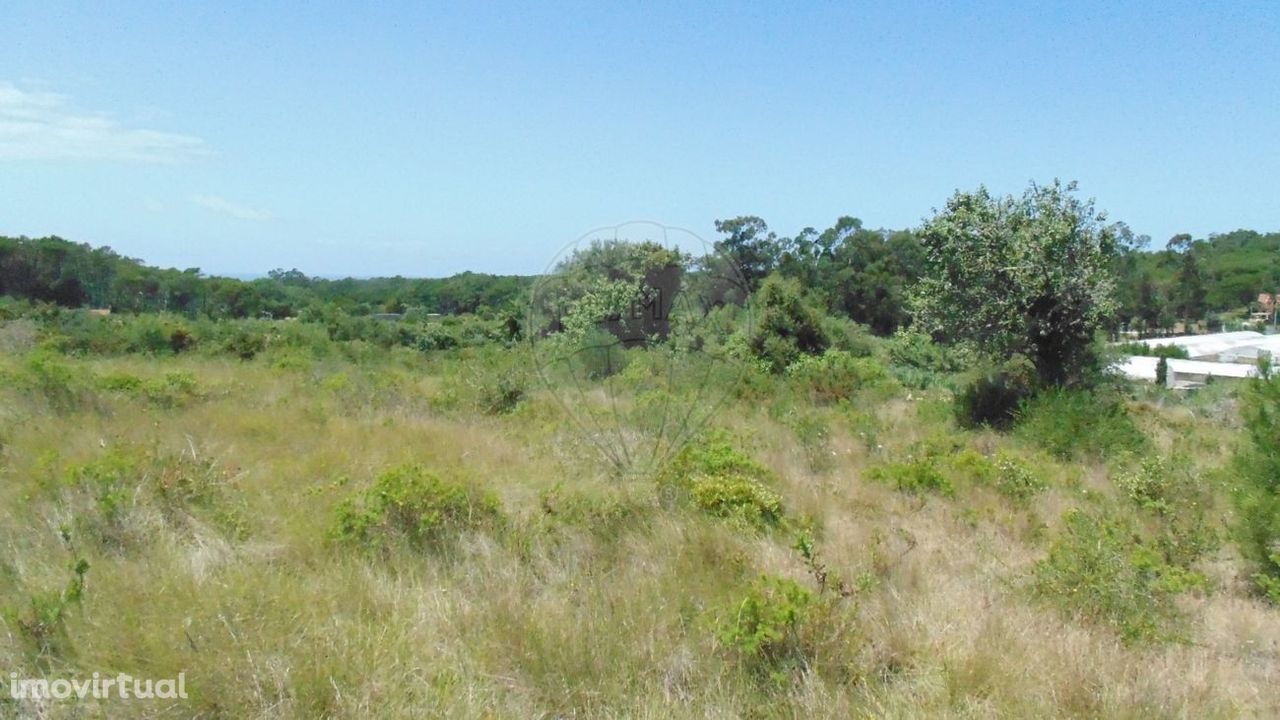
[912,180,1123,388]
[0,235,530,319]
[6,210,1280,343]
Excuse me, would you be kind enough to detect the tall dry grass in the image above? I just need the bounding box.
[0,349,1275,718]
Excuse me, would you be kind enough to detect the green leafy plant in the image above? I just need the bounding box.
[659,434,785,529]
[911,180,1125,388]
[744,276,829,373]
[332,464,503,551]
[1015,388,1148,459]
[688,474,785,529]
[954,356,1037,430]
[785,350,895,404]
[869,457,952,496]
[993,452,1046,500]
[715,574,814,683]
[1033,509,1193,643]
[1233,370,1280,601]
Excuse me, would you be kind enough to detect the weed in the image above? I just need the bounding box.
[993,452,1046,500]
[688,473,785,529]
[4,558,89,659]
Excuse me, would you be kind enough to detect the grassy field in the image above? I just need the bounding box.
[1,338,1278,718]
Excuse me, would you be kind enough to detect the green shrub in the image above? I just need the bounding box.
[715,574,814,682]
[1233,371,1280,601]
[785,350,896,404]
[126,315,194,354]
[1115,456,1174,510]
[688,474,785,529]
[221,326,268,360]
[662,433,772,484]
[332,465,503,551]
[946,448,998,485]
[416,324,460,352]
[17,352,90,411]
[1033,509,1191,643]
[3,558,89,658]
[886,330,969,389]
[820,316,877,358]
[141,371,201,408]
[1015,389,1148,460]
[869,458,952,496]
[744,276,829,373]
[98,371,144,391]
[535,484,650,539]
[659,434,784,529]
[993,452,1046,500]
[954,356,1036,430]
[1110,455,1218,570]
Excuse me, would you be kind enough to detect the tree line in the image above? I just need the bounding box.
[3,211,1278,333]
[0,236,531,319]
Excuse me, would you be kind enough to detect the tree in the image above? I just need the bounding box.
[911,180,1124,387]
[713,216,780,290]
[1172,245,1207,324]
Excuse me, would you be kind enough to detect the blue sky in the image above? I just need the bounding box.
[2,2,1278,277]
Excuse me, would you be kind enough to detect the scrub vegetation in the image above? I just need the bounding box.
[1,181,1278,718]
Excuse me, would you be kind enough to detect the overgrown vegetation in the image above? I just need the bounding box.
[2,190,1278,716]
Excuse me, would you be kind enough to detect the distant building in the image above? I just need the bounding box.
[1114,329,1280,389]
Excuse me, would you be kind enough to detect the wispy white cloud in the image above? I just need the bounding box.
[0,82,208,162]
[191,194,273,221]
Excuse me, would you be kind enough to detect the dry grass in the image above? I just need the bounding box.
[0,351,1276,718]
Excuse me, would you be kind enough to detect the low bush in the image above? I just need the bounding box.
[868,457,952,495]
[714,574,815,683]
[142,371,202,408]
[12,352,93,411]
[744,276,829,373]
[820,316,878,358]
[886,329,969,389]
[659,434,785,529]
[1033,509,1197,643]
[954,356,1036,429]
[416,324,461,352]
[1015,389,1148,460]
[332,465,503,551]
[785,350,896,404]
[688,474,785,529]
